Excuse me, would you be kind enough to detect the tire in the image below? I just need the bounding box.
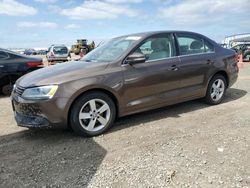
[69,92,116,137]
[205,74,227,105]
[2,84,13,95]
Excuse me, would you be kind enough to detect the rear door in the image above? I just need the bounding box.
[0,51,10,74]
[121,33,182,113]
[0,51,9,71]
[0,51,29,77]
[175,33,215,97]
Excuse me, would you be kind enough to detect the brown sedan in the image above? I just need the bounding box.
[11,31,238,136]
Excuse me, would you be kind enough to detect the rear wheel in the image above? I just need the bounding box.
[70,92,116,137]
[205,74,227,105]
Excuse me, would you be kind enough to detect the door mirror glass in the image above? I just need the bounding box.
[126,52,146,64]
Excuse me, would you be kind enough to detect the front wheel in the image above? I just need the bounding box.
[69,92,116,137]
[2,84,13,95]
[205,74,227,105]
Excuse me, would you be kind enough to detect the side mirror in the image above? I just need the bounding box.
[126,52,146,64]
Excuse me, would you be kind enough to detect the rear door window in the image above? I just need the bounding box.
[204,40,215,52]
[176,34,214,55]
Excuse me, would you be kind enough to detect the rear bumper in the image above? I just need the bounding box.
[227,62,238,88]
[47,56,68,61]
[228,73,238,88]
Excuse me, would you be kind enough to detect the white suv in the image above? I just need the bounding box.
[46,45,69,62]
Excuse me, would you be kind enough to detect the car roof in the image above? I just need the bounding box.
[50,44,67,47]
[117,30,202,38]
[0,48,33,58]
[114,30,217,45]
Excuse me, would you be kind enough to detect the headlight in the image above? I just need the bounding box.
[22,85,58,100]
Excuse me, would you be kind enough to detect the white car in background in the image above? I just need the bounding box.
[46,45,69,62]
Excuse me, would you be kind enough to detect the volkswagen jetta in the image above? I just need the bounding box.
[11,31,238,136]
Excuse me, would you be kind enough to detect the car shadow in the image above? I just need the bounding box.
[111,88,247,133]
[0,129,106,187]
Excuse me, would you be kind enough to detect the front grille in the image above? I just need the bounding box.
[15,85,26,96]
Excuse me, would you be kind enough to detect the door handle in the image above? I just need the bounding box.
[207,59,214,65]
[0,65,4,68]
[169,65,179,71]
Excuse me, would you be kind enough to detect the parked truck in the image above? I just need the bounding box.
[71,39,95,55]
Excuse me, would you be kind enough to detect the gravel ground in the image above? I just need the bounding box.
[0,64,250,188]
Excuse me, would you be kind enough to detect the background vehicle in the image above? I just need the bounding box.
[231,43,250,61]
[12,31,238,136]
[0,48,43,95]
[36,49,47,55]
[222,33,250,62]
[24,49,37,55]
[70,45,76,53]
[71,39,95,55]
[46,45,69,62]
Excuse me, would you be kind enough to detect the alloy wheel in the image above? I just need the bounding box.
[210,79,225,102]
[78,99,111,132]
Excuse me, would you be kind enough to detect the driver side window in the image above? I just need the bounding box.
[135,35,175,62]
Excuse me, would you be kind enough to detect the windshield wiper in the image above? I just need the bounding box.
[84,59,98,62]
[84,59,92,62]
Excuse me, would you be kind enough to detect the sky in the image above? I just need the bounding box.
[0,0,249,48]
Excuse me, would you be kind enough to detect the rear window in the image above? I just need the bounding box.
[53,46,68,54]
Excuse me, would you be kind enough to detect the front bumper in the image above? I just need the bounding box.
[14,112,50,128]
[11,93,68,128]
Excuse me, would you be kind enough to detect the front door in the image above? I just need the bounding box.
[121,34,182,114]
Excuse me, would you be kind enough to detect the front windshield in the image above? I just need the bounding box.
[81,36,141,62]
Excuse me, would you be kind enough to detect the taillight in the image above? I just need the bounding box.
[236,54,239,62]
[27,61,43,68]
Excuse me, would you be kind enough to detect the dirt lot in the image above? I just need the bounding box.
[0,64,250,188]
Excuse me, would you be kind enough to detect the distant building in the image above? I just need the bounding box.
[222,33,250,48]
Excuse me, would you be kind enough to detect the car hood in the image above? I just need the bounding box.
[17,61,110,87]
